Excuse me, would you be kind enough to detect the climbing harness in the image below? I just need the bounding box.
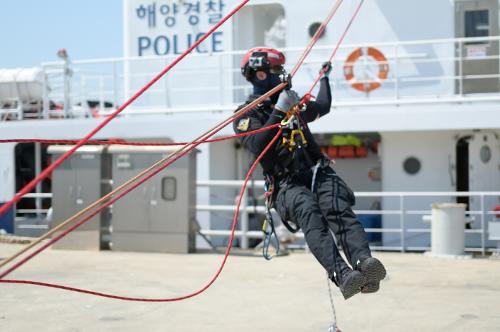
[281,113,308,153]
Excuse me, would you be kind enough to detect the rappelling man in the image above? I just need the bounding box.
[233,47,386,299]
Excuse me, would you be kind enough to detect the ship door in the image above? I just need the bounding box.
[455,0,499,94]
[456,133,500,215]
[468,133,500,216]
[456,136,472,209]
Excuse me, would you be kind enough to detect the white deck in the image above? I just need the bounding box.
[1,243,499,332]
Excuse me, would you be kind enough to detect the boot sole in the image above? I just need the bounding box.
[361,282,379,293]
[359,257,386,294]
[340,270,365,300]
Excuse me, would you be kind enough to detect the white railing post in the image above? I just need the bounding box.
[219,54,224,106]
[112,60,118,110]
[35,143,42,218]
[400,194,406,252]
[80,74,87,117]
[42,67,50,119]
[333,57,339,102]
[458,39,464,96]
[63,61,70,118]
[164,58,171,108]
[481,193,486,256]
[240,189,249,249]
[395,44,400,99]
[99,77,105,114]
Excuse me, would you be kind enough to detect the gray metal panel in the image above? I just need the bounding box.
[188,151,197,250]
[111,232,192,253]
[455,0,499,93]
[109,148,196,253]
[52,230,101,251]
[73,153,103,232]
[48,146,106,250]
[111,153,152,232]
[149,168,189,233]
[51,154,76,230]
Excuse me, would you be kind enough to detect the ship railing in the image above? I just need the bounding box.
[14,193,53,235]
[196,180,500,254]
[9,187,500,254]
[7,34,494,121]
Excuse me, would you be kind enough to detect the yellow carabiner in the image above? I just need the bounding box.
[279,104,301,128]
[288,129,307,151]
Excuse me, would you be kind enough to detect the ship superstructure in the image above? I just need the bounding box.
[0,0,499,252]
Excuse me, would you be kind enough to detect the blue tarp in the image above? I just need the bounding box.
[0,203,14,234]
[358,215,382,243]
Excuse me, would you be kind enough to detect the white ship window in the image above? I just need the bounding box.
[465,9,489,44]
[403,157,421,175]
[480,145,491,163]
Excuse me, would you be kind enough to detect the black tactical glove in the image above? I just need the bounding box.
[321,61,332,78]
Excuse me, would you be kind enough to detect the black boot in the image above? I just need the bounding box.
[357,257,386,294]
[332,264,365,300]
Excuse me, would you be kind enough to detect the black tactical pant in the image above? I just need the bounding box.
[275,166,371,278]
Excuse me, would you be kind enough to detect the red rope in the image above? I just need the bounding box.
[0,129,283,302]
[307,0,366,95]
[0,76,288,279]
[0,0,358,301]
[0,107,281,281]
[0,124,280,147]
[0,0,250,219]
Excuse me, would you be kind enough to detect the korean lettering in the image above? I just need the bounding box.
[136,3,156,28]
[205,0,225,25]
[159,3,179,28]
[183,1,201,26]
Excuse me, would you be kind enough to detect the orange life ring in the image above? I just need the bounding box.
[344,47,389,93]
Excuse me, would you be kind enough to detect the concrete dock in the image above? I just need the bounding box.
[1,243,499,332]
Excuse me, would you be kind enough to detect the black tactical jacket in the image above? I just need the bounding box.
[233,77,332,177]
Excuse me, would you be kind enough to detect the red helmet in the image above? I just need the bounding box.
[241,47,286,81]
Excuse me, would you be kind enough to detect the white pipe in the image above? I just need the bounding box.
[197,205,266,213]
[22,193,53,198]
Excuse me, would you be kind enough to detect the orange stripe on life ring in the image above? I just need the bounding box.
[343,47,389,93]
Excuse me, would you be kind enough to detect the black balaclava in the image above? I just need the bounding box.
[252,72,282,104]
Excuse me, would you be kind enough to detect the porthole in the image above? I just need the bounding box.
[403,157,421,175]
[480,145,491,163]
[309,22,326,38]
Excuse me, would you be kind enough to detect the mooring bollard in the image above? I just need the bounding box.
[430,203,467,256]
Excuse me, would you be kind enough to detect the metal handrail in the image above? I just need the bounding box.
[3,35,500,122]
[2,35,489,120]
[195,181,500,253]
